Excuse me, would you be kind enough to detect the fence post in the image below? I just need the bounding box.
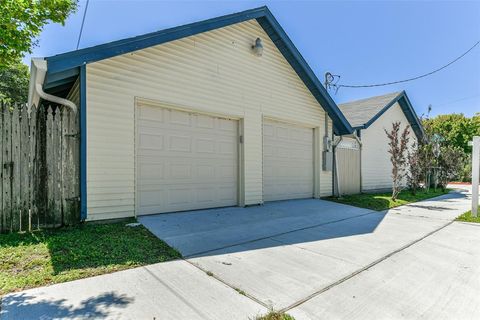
[62,108,74,225]
[472,136,479,217]
[0,102,3,233]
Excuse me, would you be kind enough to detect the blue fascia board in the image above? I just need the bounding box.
[43,76,78,91]
[46,6,268,74]
[45,67,79,86]
[80,64,87,221]
[362,91,425,140]
[43,6,352,135]
[257,12,352,135]
[397,92,425,140]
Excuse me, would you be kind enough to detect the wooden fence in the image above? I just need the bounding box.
[0,102,79,233]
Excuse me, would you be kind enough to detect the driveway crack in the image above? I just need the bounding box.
[183,258,271,310]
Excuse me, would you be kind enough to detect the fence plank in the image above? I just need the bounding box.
[38,104,47,228]
[0,103,3,232]
[0,102,80,233]
[11,105,21,231]
[62,108,68,224]
[2,106,12,232]
[53,108,62,227]
[62,109,74,225]
[46,106,54,228]
[29,105,38,231]
[70,109,80,223]
[20,104,30,231]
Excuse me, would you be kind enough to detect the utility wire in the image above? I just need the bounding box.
[76,0,90,50]
[328,40,480,90]
[434,93,480,108]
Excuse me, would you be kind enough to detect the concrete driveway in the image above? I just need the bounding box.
[2,188,478,319]
[139,192,473,311]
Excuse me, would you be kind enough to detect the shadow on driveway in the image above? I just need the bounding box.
[139,199,386,257]
[1,291,134,320]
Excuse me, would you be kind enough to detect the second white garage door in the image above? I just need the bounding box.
[136,105,238,215]
[263,119,314,201]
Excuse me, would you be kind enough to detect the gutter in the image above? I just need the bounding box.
[28,58,77,114]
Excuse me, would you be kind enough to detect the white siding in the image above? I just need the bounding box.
[66,78,80,106]
[86,19,333,220]
[361,102,416,191]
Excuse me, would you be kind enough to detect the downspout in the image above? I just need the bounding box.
[30,58,78,114]
[352,131,363,193]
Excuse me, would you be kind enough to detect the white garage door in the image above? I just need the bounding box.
[263,119,314,201]
[137,105,238,215]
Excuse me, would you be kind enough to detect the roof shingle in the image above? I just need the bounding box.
[338,92,402,128]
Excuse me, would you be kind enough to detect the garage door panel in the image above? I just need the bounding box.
[169,109,191,126]
[263,120,313,202]
[137,105,238,214]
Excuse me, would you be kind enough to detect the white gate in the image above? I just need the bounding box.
[335,138,361,196]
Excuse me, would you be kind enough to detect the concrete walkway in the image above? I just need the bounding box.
[289,221,480,320]
[1,260,266,320]
[2,188,477,319]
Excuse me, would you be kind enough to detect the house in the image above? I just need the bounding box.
[28,6,353,221]
[336,91,424,194]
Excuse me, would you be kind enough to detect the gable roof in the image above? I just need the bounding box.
[338,91,424,139]
[34,6,353,135]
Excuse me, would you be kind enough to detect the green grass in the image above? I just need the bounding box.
[234,287,246,296]
[326,188,450,211]
[0,219,181,296]
[254,311,295,320]
[456,207,480,223]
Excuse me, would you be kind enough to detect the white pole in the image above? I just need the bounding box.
[472,136,479,217]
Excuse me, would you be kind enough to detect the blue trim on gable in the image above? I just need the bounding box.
[80,65,87,221]
[361,91,424,140]
[46,7,268,74]
[45,68,79,85]
[256,12,352,135]
[397,92,425,140]
[43,6,353,135]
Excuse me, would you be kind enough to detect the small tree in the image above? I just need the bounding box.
[437,145,466,190]
[407,142,422,195]
[385,122,410,201]
[0,59,29,102]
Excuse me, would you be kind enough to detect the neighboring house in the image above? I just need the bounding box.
[28,6,353,221]
[336,91,424,193]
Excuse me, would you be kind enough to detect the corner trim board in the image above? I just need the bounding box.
[80,64,87,220]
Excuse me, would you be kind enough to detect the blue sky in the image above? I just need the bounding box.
[23,0,480,117]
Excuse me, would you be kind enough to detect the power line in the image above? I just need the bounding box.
[434,93,480,108]
[76,0,90,50]
[327,40,480,90]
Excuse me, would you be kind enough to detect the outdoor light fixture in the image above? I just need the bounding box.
[252,37,263,56]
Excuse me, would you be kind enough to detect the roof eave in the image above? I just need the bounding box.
[42,6,353,135]
[360,91,424,140]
